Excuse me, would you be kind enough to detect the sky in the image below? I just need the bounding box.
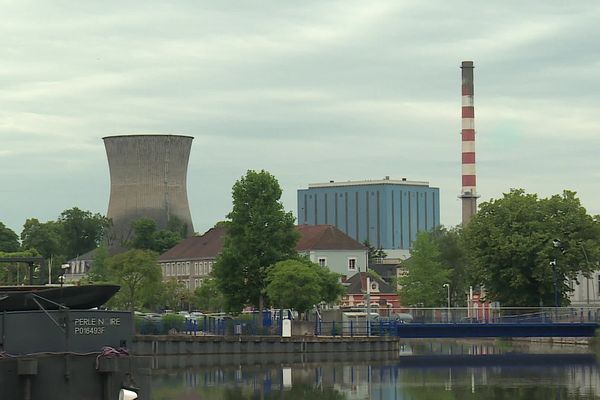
[1,1,599,237]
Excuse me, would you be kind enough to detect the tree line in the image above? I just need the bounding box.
[0,170,344,315]
[3,174,598,312]
[400,189,600,307]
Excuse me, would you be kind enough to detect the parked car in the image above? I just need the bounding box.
[390,313,413,323]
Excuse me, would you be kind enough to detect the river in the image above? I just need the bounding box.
[147,340,600,399]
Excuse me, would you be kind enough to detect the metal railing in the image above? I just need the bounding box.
[388,306,600,324]
[135,307,600,336]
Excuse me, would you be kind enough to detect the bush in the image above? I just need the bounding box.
[135,316,163,335]
[162,314,185,333]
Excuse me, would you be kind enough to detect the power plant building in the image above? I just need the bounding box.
[297,178,440,253]
[103,134,195,246]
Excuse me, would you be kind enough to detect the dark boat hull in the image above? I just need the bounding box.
[0,285,120,311]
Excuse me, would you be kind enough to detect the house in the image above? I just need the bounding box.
[296,224,367,279]
[157,226,225,291]
[158,224,368,290]
[341,272,401,316]
[369,262,400,287]
[63,246,122,283]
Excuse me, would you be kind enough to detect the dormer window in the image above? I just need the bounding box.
[371,281,379,292]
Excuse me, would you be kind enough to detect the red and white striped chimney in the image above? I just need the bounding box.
[460,61,479,225]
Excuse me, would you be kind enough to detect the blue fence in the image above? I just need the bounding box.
[136,311,283,336]
[135,307,600,338]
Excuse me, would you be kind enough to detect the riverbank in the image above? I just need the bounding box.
[132,334,598,358]
[132,334,400,356]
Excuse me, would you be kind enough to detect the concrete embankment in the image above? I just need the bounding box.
[0,354,151,400]
[132,335,400,356]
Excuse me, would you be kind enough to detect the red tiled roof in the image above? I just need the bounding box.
[158,227,226,261]
[159,224,366,260]
[296,225,366,251]
[344,272,395,295]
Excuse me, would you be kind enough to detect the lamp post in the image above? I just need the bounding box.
[551,239,562,308]
[366,275,371,337]
[443,283,450,322]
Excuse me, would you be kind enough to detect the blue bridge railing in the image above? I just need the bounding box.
[135,307,600,337]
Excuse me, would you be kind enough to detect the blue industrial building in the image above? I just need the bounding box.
[297,178,440,251]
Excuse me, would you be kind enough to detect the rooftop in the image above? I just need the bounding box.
[159,226,226,261]
[296,225,367,251]
[158,224,366,261]
[307,177,430,189]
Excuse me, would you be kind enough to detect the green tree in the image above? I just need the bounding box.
[166,215,189,239]
[0,249,42,285]
[58,207,110,259]
[193,278,225,312]
[130,217,182,254]
[399,232,450,307]
[465,189,600,306]
[158,279,192,311]
[20,218,62,259]
[213,170,300,312]
[265,259,345,313]
[0,222,19,252]
[152,230,181,254]
[106,249,162,311]
[130,218,157,250]
[363,240,387,266]
[88,245,111,282]
[430,226,470,306]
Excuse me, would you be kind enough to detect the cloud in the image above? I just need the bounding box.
[1,0,600,236]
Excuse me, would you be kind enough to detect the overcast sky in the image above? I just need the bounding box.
[1,1,599,237]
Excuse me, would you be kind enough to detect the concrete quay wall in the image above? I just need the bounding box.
[0,354,151,400]
[132,335,400,356]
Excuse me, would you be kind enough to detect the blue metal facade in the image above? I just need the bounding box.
[297,181,440,249]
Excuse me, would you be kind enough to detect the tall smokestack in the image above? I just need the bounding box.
[460,61,479,225]
[103,134,195,246]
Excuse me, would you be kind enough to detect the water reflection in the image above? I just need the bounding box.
[150,353,600,399]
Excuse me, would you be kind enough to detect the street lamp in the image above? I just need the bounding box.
[59,263,70,287]
[551,239,565,308]
[443,283,450,322]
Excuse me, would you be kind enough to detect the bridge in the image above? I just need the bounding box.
[372,322,599,338]
[315,306,600,338]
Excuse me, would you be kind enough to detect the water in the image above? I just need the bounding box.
[148,341,600,399]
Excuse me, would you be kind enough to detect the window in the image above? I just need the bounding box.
[186,262,190,275]
[370,281,379,292]
[348,258,357,271]
[318,257,327,267]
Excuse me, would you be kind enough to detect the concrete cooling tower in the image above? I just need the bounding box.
[103,134,194,245]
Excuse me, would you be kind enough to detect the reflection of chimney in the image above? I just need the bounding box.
[459,61,479,225]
